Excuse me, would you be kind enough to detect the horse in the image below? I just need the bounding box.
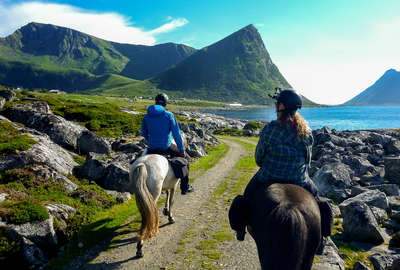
[128,153,180,258]
[229,183,321,270]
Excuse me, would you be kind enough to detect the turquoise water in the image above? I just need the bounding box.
[205,106,400,131]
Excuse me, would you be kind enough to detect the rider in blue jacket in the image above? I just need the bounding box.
[142,93,194,194]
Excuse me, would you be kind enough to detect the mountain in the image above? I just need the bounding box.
[0,22,196,80]
[0,22,317,105]
[152,24,291,104]
[344,69,400,105]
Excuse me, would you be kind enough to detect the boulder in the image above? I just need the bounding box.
[340,201,385,244]
[342,156,377,177]
[21,237,47,269]
[384,157,400,184]
[339,190,389,212]
[102,163,130,192]
[1,101,87,151]
[352,261,371,270]
[77,131,111,155]
[0,131,77,175]
[105,190,132,203]
[6,218,58,251]
[187,142,207,158]
[312,163,353,200]
[46,204,76,222]
[369,254,400,270]
[28,165,78,193]
[385,139,400,155]
[367,184,399,197]
[111,140,144,153]
[79,153,108,181]
[313,237,345,270]
[0,89,17,102]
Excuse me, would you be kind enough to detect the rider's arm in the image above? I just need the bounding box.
[170,114,185,153]
[255,123,275,167]
[141,117,149,140]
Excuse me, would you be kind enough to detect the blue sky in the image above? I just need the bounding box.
[1,0,399,104]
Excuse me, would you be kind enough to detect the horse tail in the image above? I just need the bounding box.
[264,204,307,270]
[132,163,159,241]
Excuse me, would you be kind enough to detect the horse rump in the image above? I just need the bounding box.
[229,195,249,241]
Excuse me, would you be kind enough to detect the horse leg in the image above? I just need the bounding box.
[163,190,170,216]
[136,240,144,258]
[167,188,175,224]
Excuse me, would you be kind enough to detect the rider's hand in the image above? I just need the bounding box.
[178,152,186,158]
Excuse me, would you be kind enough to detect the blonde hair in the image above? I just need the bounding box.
[278,111,311,139]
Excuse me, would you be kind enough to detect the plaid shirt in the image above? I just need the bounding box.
[254,120,313,185]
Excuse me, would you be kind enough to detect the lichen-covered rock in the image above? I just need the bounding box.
[0,97,5,109]
[6,217,58,251]
[105,190,131,203]
[340,201,385,244]
[1,101,87,151]
[21,237,47,269]
[28,165,78,193]
[0,129,77,175]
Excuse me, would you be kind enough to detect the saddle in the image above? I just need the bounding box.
[146,148,189,180]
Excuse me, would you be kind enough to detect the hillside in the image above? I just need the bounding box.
[0,22,195,80]
[152,24,291,105]
[0,22,318,105]
[344,69,400,105]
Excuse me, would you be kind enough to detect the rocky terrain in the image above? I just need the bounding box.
[0,89,400,269]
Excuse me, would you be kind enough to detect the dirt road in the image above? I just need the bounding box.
[66,138,260,270]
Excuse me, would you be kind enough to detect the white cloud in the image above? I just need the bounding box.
[149,18,189,35]
[0,1,188,45]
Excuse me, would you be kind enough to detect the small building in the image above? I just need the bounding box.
[229,102,242,107]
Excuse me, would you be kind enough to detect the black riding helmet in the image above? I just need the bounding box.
[276,89,302,112]
[155,93,169,107]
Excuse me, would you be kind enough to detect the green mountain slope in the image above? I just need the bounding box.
[0,22,196,80]
[152,24,291,105]
[344,69,400,105]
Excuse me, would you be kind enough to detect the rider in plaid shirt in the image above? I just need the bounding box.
[244,89,318,198]
[253,120,313,186]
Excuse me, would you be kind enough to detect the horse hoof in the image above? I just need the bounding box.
[168,217,175,224]
[163,208,169,216]
[136,251,143,258]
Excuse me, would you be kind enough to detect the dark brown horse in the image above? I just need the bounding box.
[229,183,321,270]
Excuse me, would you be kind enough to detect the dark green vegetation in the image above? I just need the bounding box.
[0,22,319,105]
[344,68,400,105]
[0,120,37,155]
[153,25,291,105]
[0,200,49,224]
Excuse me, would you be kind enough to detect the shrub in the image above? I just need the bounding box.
[243,121,264,130]
[0,201,49,224]
[0,227,22,265]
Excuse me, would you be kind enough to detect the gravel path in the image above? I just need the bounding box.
[66,139,255,270]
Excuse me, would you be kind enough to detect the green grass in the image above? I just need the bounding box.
[190,143,230,180]
[0,200,49,224]
[334,241,372,269]
[0,121,37,155]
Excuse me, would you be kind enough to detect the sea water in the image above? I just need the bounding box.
[205,106,400,131]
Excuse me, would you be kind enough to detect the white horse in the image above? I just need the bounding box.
[128,152,180,258]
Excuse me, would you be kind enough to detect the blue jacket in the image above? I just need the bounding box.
[141,105,184,152]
